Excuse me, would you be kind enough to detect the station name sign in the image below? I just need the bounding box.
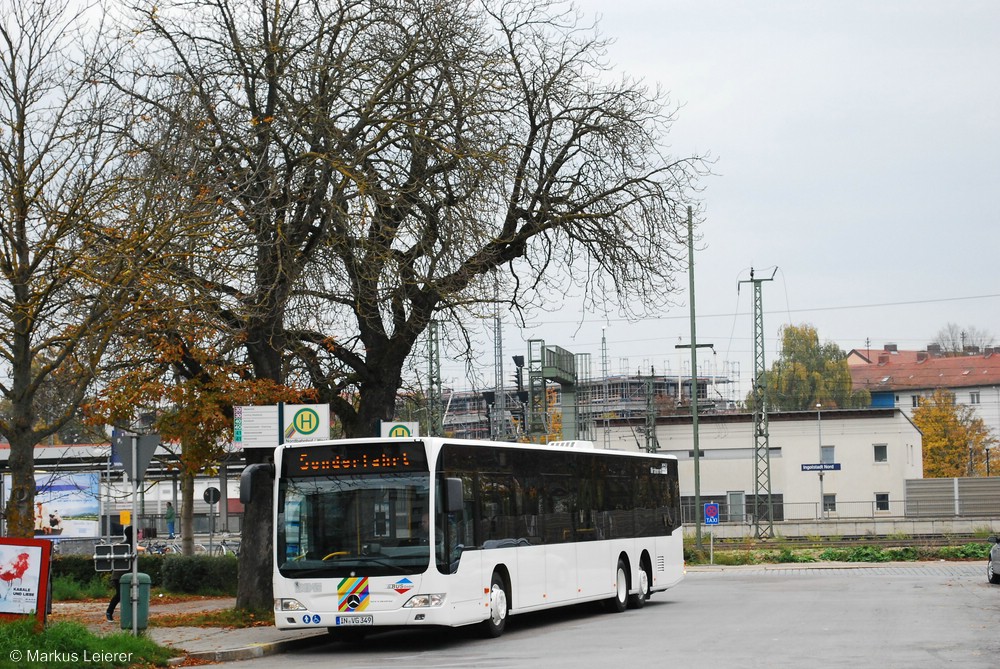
[801,463,842,472]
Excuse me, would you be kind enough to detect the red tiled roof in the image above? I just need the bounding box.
[849,349,1000,391]
[847,348,925,366]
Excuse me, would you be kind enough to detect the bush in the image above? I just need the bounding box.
[160,555,238,595]
[773,548,816,563]
[683,546,707,564]
[712,550,759,566]
[51,555,98,584]
[51,553,242,599]
[52,554,166,590]
[936,542,990,560]
[817,548,848,561]
[51,575,109,601]
[817,546,898,562]
[883,546,920,561]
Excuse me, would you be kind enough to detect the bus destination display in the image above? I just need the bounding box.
[286,442,428,476]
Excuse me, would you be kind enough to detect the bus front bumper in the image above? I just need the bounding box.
[274,596,482,630]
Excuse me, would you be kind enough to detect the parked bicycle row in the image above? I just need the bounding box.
[140,537,240,557]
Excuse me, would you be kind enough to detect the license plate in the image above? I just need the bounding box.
[336,615,373,626]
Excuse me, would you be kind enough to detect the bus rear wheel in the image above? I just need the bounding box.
[606,558,628,613]
[481,571,508,638]
[628,561,650,609]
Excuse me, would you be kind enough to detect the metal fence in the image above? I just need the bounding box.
[683,497,1000,525]
[101,512,243,539]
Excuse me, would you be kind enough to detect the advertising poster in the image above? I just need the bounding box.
[30,472,101,538]
[0,538,52,622]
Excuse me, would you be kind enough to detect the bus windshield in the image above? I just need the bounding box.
[277,472,431,578]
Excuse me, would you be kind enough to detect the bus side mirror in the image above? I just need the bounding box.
[445,478,464,513]
[240,463,275,505]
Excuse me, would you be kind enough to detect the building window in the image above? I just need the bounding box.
[875,493,890,512]
[911,395,920,408]
[727,491,745,523]
[823,494,836,513]
[873,444,888,463]
[680,494,785,524]
[971,391,981,405]
[821,445,835,465]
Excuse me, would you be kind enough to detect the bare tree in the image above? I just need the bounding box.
[0,0,160,536]
[294,1,705,438]
[934,323,994,354]
[108,0,703,609]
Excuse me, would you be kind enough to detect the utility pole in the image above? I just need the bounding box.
[675,207,712,549]
[739,267,776,539]
[427,320,442,436]
[493,286,506,440]
[601,329,611,449]
[644,367,659,453]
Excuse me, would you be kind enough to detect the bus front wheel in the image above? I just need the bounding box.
[481,571,508,638]
[606,558,628,613]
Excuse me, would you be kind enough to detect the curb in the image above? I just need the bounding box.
[685,559,985,572]
[168,630,328,665]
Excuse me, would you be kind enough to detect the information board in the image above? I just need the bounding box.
[235,404,330,448]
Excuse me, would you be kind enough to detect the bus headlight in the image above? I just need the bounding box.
[403,593,446,608]
[275,598,307,611]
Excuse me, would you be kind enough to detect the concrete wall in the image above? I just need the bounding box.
[598,408,922,519]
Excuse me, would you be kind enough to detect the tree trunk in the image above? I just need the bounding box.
[339,343,406,438]
[233,331,283,611]
[236,449,273,610]
[180,470,196,555]
[5,436,35,538]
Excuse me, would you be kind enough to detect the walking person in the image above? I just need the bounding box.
[106,525,134,622]
[165,502,176,539]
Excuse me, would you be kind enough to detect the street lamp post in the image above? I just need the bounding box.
[817,403,824,520]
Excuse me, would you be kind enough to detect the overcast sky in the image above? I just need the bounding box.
[440,0,1000,400]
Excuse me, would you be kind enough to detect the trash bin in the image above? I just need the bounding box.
[120,573,151,631]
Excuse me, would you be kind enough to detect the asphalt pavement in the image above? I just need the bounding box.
[48,560,990,665]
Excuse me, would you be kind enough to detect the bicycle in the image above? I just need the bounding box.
[144,539,210,555]
[212,538,240,557]
[143,540,180,555]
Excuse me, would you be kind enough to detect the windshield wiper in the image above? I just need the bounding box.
[351,555,400,569]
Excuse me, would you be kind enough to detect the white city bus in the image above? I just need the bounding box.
[268,437,683,638]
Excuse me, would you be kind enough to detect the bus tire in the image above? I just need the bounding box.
[628,559,650,609]
[481,571,508,638]
[606,558,628,613]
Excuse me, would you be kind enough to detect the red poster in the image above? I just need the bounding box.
[0,537,52,624]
